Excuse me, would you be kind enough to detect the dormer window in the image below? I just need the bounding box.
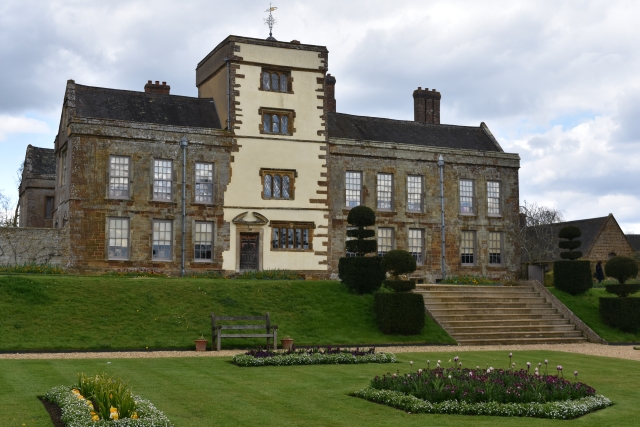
[261,70,291,93]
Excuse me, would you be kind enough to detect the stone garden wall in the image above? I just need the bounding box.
[0,226,69,266]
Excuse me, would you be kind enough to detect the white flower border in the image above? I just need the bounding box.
[352,388,613,420]
[44,385,174,427]
[233,352,397,367]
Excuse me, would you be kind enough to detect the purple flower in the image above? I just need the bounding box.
[557,365,563,371]
[454,356,459,362]
[574,371,578,377]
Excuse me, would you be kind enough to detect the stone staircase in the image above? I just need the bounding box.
[415,284,590,345]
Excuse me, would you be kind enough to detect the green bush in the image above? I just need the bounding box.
[544,270,554,287]
[553,260,592,295]
[600,297,640,332]
[605,256,639,285]
[381,250,416,278]
[338,257,385,294]
[374,292,425,335]
[382,279,416,293]
[558,225,582,261]
[605,284,640,297]
[347,206,376,227]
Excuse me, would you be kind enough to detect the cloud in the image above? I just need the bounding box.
[0,115,49,141]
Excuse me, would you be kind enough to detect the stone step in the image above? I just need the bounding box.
[428,307,559,315]
[426,302,553,310]
[449,324,578,334]
[416,285,534,293]
[436,310,564,323]
[440,318,571,328]
[451,330,585,340]
[455,336,589,345]
[422,296,547,304]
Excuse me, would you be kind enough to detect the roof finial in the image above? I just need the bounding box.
[264,4,278,41]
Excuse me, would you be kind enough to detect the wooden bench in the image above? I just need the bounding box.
[211,312,278,351]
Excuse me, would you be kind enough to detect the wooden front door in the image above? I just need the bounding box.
[240,233,259,270]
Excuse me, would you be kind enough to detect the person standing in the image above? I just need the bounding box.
[595,261,605,283]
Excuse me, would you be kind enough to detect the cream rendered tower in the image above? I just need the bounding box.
[196,36,329,274]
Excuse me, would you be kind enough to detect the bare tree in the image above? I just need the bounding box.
[509,200,564,267]
[0,191,15,227]
[12,162,24,227]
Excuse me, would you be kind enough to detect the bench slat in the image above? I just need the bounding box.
[214,316,266,321]
[218,325,266,330]
[219,334,275,338]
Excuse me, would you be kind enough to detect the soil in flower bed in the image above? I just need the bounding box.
[38,396,64,427]
[233,346,397,366]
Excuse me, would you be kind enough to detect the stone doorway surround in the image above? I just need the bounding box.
[232,212,269,272]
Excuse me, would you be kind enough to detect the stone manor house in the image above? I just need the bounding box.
[12,35,521,281]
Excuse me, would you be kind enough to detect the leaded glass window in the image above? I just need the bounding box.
[262,72,270,90]
[194,222,213,260]
[280,74,287,92]
[377,173,393,210]
[272,115,279,133]
[282,175,290,199]
[263,114,271,132]
[195,163,213,203]
[261,70,290,92]
[281,115,288,134]
[461,231,475,265]
[264,174,272,198]
[271,73,279,91]
[407,175,423,212]
[271,222,313,251]
[273,175,281,198]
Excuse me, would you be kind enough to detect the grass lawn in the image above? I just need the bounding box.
[0,275,454,351]
[0,350,638,426]
[550,287,640,342]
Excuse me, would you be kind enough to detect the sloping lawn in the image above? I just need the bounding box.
[550,287,640,342]
[0,350,637,426]
[0,275,453,351]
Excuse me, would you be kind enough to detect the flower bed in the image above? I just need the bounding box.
[43,373,173,426]
[352,355,612,419]
[233,346,396,367]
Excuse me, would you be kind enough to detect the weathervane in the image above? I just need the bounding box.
[264,4,277,41]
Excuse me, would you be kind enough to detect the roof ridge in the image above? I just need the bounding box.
[329,111,482,130]
[75,84,211,102]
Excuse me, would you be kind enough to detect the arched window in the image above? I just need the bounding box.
[273,175,281,198]
[272,115,279,133]
[262,72,270,91]
[263,114,271,132]
[280,74,287,92]
[282,175,290,199]
[281,115,288,134]
[264,174,272,198]
[608,252,617,259]
[271,73,279,92]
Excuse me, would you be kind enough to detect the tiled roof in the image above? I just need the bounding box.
[24,145,55,176]
[553,216,609,256]
[74,84,222,129]
[327,112,503,152]
[626,234,640,251]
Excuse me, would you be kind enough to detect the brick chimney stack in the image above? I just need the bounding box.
[144,80,170,95]
[325,74,336,113]
[413,87,441,124]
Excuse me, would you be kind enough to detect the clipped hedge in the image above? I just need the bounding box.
[554,260,592,295]
[599,297,640,331]
[605,284,640,297]
[338,257,385,294]
[605,256,639,285]
[382,279,416,293]
[374,292,425,335]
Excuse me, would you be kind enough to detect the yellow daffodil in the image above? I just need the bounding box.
[131,412,139,419]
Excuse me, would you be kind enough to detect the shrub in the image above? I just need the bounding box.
[381,250,417,278]
[382,279,416,292]
[347,205,376,228]
[374,292,425,335]
[558,225,582,260]
[338,257,385,294]
[605,284,640,297]
[600,297,640,331]
[440,275,495,285]
[605,256,638,285]
[544,270,554,287]
[553,260,592,295]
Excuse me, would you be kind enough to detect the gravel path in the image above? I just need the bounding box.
[1,343,638,361]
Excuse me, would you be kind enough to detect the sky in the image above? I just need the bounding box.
[1,0,639,232]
